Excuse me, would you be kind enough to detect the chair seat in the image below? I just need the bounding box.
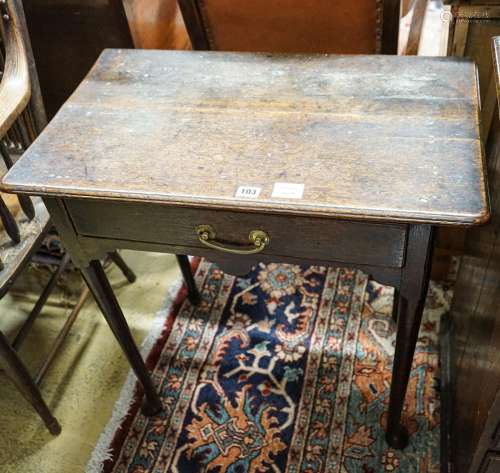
[0,198,49,298]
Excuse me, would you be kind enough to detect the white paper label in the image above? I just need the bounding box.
[235,186,261,199]
[271,182,304,199]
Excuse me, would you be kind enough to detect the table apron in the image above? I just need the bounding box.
[63,198,407,274]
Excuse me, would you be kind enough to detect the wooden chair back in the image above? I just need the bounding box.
[178,0,401,54]
[0,0,64,436]
[0,0,45,261]
[494,37,500,110]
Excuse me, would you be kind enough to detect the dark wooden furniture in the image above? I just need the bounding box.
[444,2,500,144]
[0,0,59,435]
[178,0,401,54]
[22,0,133,118]
[430,2,500,279]
[1,49,488,449]
[0,0,142,435]
[178,0,460,281]
[447,36,500,473]
[22,0,190,119]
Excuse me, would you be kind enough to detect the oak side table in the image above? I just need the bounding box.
[1,50,488,449]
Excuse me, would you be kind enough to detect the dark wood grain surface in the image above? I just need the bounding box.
[1,49,488,226]
[449,36,500,473]
[451,109,500,473]
[65,198,408,268]
[1,47,480,450]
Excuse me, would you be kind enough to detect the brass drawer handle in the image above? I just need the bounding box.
[195,224,270,255]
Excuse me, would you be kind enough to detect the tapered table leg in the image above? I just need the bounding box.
[80,260,162,416]
[386,225,434,449]
[0,331,61,435]
[176,255,201,305]
[392,287,399,324]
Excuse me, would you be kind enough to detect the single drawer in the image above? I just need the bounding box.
[65,199,407,268]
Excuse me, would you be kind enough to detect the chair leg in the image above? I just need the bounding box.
[12,252,71,350]
[109,251,136,283]
[176,255,201,305]
[0,330,61,435]
[80,260,162,416]
[35,287,90,386]
[0,195,20,244]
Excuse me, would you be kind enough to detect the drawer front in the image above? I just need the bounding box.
[66,199,407,268]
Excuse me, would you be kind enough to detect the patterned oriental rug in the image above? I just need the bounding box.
[87,259,449,473]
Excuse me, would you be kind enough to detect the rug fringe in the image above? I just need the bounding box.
[85,277,183,473]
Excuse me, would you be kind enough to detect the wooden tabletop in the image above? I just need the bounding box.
[1,50,489,225]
